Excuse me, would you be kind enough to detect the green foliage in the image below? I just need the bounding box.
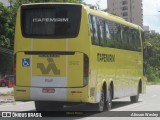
[0,2,14,49]
[145,33,160,83]
[146,65,159,82]
[0,2,14,76]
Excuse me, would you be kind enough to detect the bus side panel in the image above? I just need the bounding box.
[137,52,145,93]
[89,46,116,103]
[89,46,140,101]
[115,50,138,98]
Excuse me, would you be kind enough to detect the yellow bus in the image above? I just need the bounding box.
[14,3,146,112]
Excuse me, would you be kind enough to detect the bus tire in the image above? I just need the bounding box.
[106,87,112,111]
[130,83,140,103]
[130,95,139,103]
[94,88,106,112]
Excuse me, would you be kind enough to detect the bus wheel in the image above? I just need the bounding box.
[130,94,139,103]
[130,84,140,103]
[94,88,106,112]
[106,88,112,111]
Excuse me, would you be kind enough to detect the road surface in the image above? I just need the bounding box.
[0,85,160,120]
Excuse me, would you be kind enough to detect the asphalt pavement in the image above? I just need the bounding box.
[0,85,160,120]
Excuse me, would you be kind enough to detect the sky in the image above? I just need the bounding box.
[84,0,160,33]
[143,0,160,33]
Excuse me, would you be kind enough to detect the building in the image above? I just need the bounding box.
[107,0,143,27]
[150,30,156,34]
[143,25,150,34]
[143,26,159,34]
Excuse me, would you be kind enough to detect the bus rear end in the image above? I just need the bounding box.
[14,4,90,109]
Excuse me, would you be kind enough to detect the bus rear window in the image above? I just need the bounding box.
[21,4,82,38]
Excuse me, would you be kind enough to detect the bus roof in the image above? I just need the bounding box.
[21,2,82,6]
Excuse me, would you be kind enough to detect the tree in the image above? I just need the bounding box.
[0,2,13,49]
[0,2,14,76]
[145,33,160,82]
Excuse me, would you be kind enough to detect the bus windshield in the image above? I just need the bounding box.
[21,4,82,38]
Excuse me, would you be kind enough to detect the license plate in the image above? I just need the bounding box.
[42,88,55,93]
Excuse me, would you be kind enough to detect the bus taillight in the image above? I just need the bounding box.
[83,54,89,86]
[13,54,16,72]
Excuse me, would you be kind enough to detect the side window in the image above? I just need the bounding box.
[105,21,111,40]
[122,26,132,50]
[132,29,141,51]
[89,15,142,51]
[101,20,106,46]
[122,26,127,50]
[103,20,111,47]
[141,31,145,43]
[106,20,116,48]
[89,15,94,43]
[127,27,133,50]
[89,15,111,47]
[98,19,111,47]
[92,16,99,45]
[115,24,122,49]
[89,15,99,45]
[135,30,141,52]
[131,29,137,51]
[97,17,103,46]
[141,31,145,50]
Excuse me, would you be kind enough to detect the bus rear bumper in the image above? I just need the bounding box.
[14,86,89,103]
